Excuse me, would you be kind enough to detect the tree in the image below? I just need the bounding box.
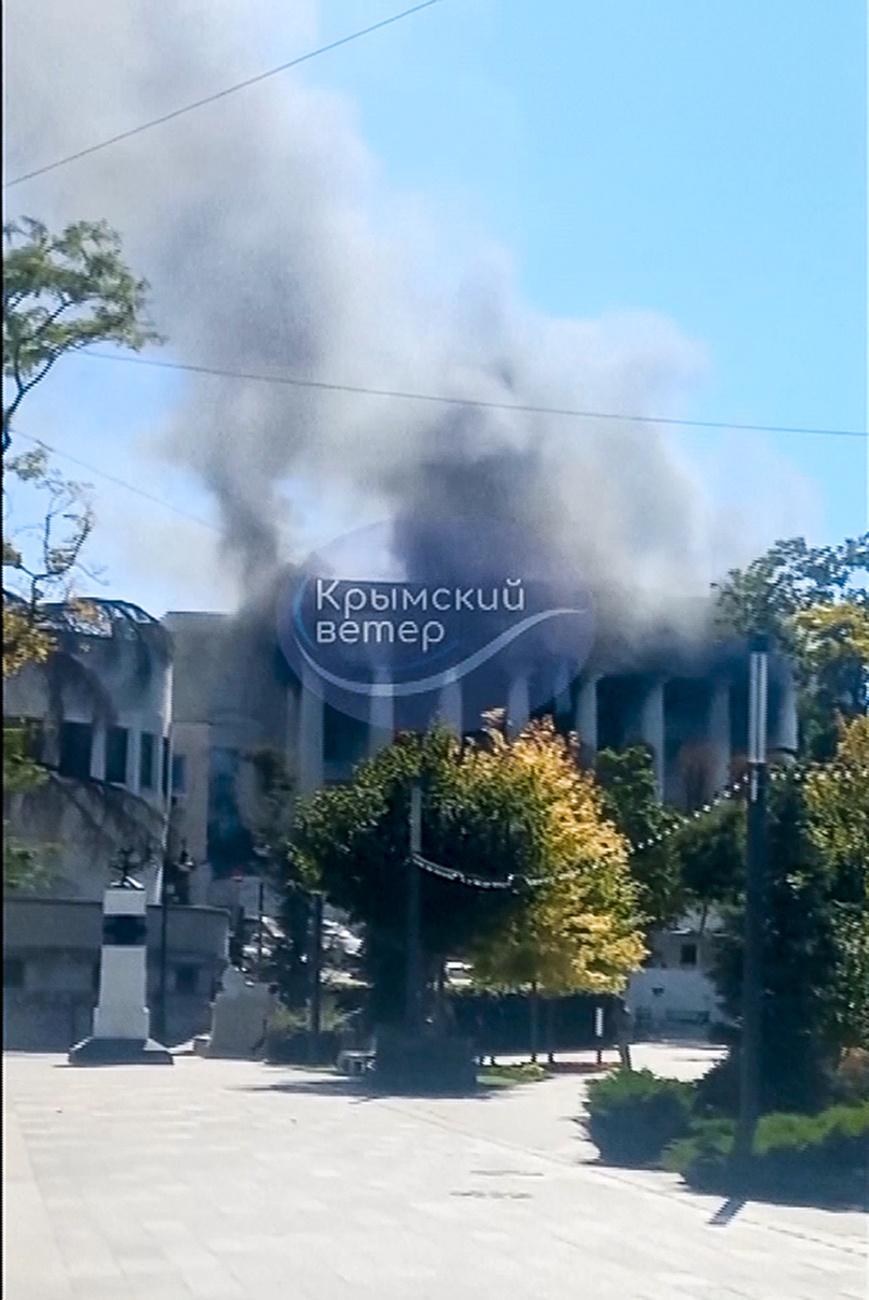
[3,217,162,673]
[469,723,646,1058]
[289,719,645,1026]
[673,800,745,926]
[595,745,686,929]
[715,533,869,758]
[3,447,95,675]
[3,720,56,892]
[247,747,309,1002]
[804,717,869,1049]
[708,734,868,1114]
[3,216,161,452]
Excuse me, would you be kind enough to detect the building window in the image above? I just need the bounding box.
[92,958,101,992]
[104,727,129,784]
[175,965,199,995]
[171,753,187,795]
[59,721,93,779]
[680,942,698,968]
[161,737,171,797]
[4,958,25,988]
[139,732,155,790]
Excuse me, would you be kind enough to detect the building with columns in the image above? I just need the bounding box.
[164,597,799,906]
[3,598,173,900]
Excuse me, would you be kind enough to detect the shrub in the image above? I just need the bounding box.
[663,1102,869,1201]
[585,1069,694,1166]
[264,1001,353,1064]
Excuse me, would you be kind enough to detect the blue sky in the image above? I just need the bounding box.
[321,0,867,527]
[5,0,867,614]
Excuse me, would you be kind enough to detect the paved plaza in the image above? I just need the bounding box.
[4,1044,866,1299]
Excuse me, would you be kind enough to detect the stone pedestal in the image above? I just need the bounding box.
[374,1029,477,1094]
[203,968,277,1058]
[69,882,172,1066]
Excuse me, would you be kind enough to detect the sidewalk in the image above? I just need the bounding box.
[4,1049,866,1299]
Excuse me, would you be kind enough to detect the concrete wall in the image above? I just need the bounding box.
[626,922,725,1037]
[3,896,229,1050]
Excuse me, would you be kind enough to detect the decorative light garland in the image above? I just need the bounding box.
[408,758,867,894]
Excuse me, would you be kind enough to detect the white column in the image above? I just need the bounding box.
[638,678,665,797]
[507,672,530,738]
[90,722,106,782]
[574,674,599,760]
[368,670,395,756]
[92,887,150,1040]
[437,669,463,735]
[552,661,572,721]
[128,728,142,795]
[770,659,798,762]
[707,678,731,795]
[298,666,324,795]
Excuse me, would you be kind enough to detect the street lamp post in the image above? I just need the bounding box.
[733,632,769,1168]
[405,781,423,1033]
[308,891,324,1061]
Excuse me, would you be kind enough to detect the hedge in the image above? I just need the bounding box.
[663,1102,869,1202]
[584,1068,694,1166]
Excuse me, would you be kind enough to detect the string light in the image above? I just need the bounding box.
[407,757,865,893]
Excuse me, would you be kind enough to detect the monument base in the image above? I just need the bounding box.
[374,1031,477,1094]
[68,1036,174,1066]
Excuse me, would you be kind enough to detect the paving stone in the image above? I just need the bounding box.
[4,1047,866,1299]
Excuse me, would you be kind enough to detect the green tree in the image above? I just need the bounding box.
[673,799,745,925]
[804,717,869,1049]
[248,747,310,1002]
[3,216,161,452]
[709,739,868,1114]
[3,447,95,676]
[289,720,645,1026]
[3,720,56,892]
[714,533,868,758]
[595,745,686,929]
[3,217,162,673]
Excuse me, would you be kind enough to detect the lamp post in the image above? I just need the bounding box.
[308,890,324,1061]
[155,845,194,1045]
[405,781,423,1033]
[733,632,769,1168]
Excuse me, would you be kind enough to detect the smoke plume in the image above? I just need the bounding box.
[6,0,723,625]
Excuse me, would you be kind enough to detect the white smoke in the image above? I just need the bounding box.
[6,0,737,619]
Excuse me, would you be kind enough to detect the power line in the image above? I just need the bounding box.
[4,0,443,188]
[81,350,869,441]
[10,430,219,533]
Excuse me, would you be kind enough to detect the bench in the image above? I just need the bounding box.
[336,1050,374,1077]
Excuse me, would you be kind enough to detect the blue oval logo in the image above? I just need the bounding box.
[277,520,594,730]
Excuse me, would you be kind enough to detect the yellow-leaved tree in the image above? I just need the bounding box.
[469,717,646,1054]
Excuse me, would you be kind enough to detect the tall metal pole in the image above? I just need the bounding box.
[256,877,265,979]
[734,632,769,1167]
[156,855,170,1043]
[405,781,423,1034]
[308,891,324,1060]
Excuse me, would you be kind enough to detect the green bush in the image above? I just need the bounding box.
[585,1069,694,1166]
[264,1001,354,1064]
[663,1102,869,1201]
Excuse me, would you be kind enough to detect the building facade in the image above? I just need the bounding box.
[4,599,174,900]
[3,895,229,1050]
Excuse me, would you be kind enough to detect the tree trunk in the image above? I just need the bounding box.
[546,997,556,1065]
[529,981,540,1064]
